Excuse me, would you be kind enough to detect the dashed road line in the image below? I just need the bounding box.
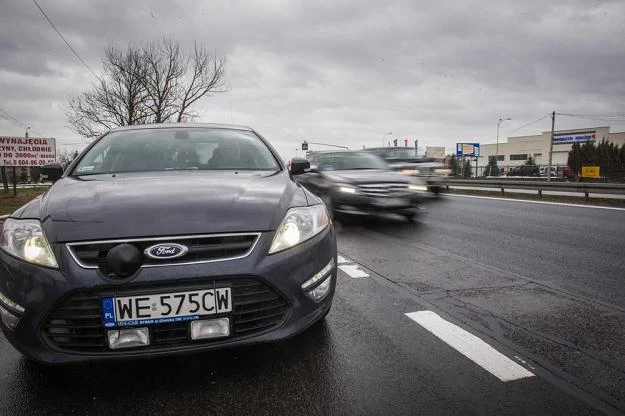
[337,255,348,264]
[338,264,370,278]
[405,310,535,382]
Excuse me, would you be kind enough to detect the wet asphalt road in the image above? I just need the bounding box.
[1,195,624,415]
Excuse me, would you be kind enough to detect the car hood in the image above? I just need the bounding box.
[16,171,306,242]
[322,170,421,184]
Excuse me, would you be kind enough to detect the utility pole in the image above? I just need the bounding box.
[547,111,555,182]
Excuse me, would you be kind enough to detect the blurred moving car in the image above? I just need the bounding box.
[291,150,429,221]
[363,147,449,194]
[507,165,540,177]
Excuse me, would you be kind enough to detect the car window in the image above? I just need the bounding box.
[71,128,280,175]
[318,152,388,171]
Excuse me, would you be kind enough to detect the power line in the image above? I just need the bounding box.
[507,113,552,134]
[32,0,99,80]
[557,113,625,122]
[0,107,28,129]
[0,106,48,136]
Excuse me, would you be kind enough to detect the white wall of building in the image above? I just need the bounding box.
[476,126,623,170]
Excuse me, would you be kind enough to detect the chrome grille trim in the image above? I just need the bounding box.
[66,233,261,269]
[357,183,410,197]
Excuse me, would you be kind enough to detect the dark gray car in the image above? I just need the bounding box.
[0,123,336,364]
[293,151,430,221]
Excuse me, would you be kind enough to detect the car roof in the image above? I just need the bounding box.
[109,123,254,133]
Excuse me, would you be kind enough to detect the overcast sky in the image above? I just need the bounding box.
[1,0,625,160]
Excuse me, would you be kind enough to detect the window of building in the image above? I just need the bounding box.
[488,155,505,162]
[510,154,528,161]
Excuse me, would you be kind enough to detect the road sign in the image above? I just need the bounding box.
[301,140,308,151]
[0,136,56,167]
[456,143,480,158]
[581,166,600,178]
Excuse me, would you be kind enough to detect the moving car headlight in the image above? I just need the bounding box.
[408,184,428,192]
[0,219,58,268]
[401,169,420,175]
[269,205,330,254]
[337,184,359,194]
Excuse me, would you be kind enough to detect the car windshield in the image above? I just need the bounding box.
[71,128,280,175]
[318,152,388,171]
[383,148,417,159]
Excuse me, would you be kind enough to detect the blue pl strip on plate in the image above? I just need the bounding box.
[101,297,116,328]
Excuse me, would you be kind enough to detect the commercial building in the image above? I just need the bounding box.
[477,127,625,171]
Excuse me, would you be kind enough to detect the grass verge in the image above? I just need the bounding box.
[0,188,48,216]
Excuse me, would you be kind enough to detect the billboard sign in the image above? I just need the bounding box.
[552,130,596,145]
[426,146,445,159]
[0,136,56,167]
[581,166,600,178]
[456,143,480,157]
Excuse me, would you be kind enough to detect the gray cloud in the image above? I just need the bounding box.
[1,0,624,158]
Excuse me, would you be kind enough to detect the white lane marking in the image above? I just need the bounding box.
[339,264,370,278]
[337,255,348,264]
[447,193,625,211]
[405,311,534,382]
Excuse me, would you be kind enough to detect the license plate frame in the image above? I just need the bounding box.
[101,288,232,328]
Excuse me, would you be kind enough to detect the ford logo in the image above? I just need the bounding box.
[144,243,189,260]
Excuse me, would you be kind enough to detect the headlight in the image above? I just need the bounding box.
[434,169,452,175]
[0,219,58,268]
[337,184,359,194]
[400,169,420,175]
[269,205,330,254]
[409,184,428,192]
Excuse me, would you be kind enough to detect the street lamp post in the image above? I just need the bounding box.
[382,132,392,147]
[496,118,511,163]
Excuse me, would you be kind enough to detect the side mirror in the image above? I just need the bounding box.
[290,158,311,175]
[40,162,64,182]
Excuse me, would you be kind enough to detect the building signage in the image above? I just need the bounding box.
[456,143,480,157]
[552,131,596,145]
[0,136,56,167]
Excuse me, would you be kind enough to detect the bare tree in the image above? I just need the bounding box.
[177,42,228,122]
[66,38,228,138]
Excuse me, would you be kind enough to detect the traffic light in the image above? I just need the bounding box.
[301,140,308,151]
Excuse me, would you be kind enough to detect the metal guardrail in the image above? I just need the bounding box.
[444,179,625,200]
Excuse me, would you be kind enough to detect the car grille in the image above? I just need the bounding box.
[41,278,288,354]
[357,183,410,197]
[67,233,259,270]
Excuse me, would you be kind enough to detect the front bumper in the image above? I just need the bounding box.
[0,227,337,364]
[332,191,430,216]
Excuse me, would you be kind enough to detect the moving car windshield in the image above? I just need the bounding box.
[319,152,388,171]
[72,128,280,175]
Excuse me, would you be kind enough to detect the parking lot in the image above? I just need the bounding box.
[1,195,624,416]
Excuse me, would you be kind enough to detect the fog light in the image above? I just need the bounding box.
[0,305,20,329]
[301,259,335,290]
[190,318,230,340]
[0,290,25,313]
[107,327,150,349]
[307,275,332,302]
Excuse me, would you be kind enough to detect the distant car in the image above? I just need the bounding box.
[292,150,429,221]
[0,123,336,364]
[363,147,449,194]
[507,165,540,177]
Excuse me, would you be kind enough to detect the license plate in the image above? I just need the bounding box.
[101,288,232,328]
[375,198,408,206]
